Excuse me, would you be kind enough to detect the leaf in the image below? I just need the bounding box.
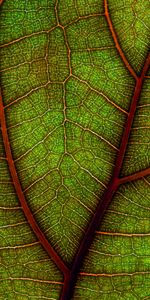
[0,0,150,299]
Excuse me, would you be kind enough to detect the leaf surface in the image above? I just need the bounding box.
[0,0,150,299]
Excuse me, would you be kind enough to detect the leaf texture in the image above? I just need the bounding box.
[0,0,150,299]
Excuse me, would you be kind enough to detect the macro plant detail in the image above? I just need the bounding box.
[0,0,150,299]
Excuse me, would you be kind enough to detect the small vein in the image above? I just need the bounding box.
[0,206,21,210]
[64,13,105,28]
[0,277,63,285]
[72,74,128,115]
[67,119,118,151]
[69,153,106,187]
[0,242,39,250]
[0,221,26,229]
[0,26,57,48]
[4,81,63,109]
[79,271,150,277]
[96,231,150,237]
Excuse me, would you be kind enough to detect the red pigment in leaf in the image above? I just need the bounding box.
[0,0,149,299]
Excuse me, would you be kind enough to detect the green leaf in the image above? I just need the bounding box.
[0,0,150,299]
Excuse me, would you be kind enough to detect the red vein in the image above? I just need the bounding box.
[119,167,150,185]
[79,271,150,277]
[0,0,5,5]
[60,52,150,300]
[0,93,69,277]
[113,53,150,178]
[1,2,149,298]
[104,0,138,81]
[96,231,150,237]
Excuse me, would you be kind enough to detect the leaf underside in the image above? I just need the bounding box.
[0,1,150,300]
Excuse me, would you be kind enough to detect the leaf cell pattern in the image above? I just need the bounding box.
[0,0,150,299]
